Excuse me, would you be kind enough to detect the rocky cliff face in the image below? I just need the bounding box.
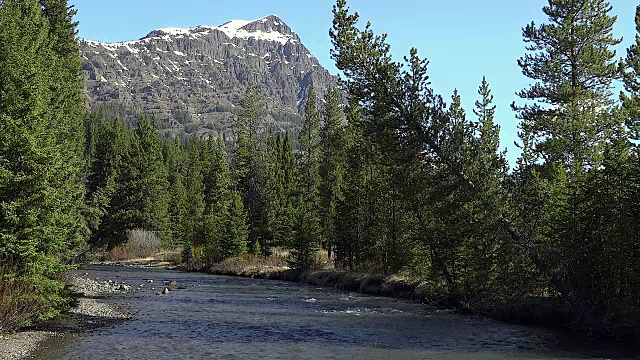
[79,15,339,138]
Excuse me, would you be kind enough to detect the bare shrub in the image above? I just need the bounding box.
[0,261,45,333]
[103,229,161,261]
[127,229,161,256]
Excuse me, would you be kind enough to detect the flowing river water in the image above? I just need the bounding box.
[35,266,639,360]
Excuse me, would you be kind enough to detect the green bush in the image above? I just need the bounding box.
[0,261,69,333]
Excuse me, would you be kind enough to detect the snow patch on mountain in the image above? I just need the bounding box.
[214,17,295,44]
[155,27,192,36]
[81,15,297,49]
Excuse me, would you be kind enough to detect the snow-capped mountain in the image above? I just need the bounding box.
[79,15,339,138]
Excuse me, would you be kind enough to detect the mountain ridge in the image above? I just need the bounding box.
[79,15,340,139]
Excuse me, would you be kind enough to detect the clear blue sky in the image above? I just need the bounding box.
[69,0,637,166]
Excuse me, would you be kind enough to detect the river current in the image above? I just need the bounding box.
[36,266,639,360]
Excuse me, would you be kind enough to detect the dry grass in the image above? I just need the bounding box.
[164,249,182,265]
[270,247,290,258]
[207,254,289,276]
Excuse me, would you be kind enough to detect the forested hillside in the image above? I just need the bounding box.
[1,0,640,343]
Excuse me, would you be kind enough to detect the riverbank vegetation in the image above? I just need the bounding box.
[2,0,640,342]
[0,0,86,331]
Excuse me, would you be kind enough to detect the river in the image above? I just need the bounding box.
[35,266,639,359]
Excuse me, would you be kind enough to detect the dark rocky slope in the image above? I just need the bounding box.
[80,15,339,138]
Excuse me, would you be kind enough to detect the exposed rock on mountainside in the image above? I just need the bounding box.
[79,15,339,138]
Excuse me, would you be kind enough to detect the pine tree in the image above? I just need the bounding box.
[168,171,188,245]
[273,131,298,248]
[90,118,132,248]
[182,139,206,247]
[319,88,345,260]
[289,85,323,269]
[164,138,188,244]
[0,0,85,320]
[623,8,640,297]
[234,87,270,254]
[514,0,621,171]
[512,0,623,336]
[107,116,171,247]
[264,134,285,247]
[460,77,511,298]
[0,0,56,267]
[281,131,298,199]
[86,118,128,246]
[40,0,86,251]
[334,104,366,270]
[299,85,322,200]
[474,77,501,160]
[330,0,442,273]
[219,190,249,259]
[290,199,321,269]
[426,89,479,293]
[202,137,234,261]
[164,138,186,185]
[264,135,279,234]
[621,5,640,139]
[203,137,230,210]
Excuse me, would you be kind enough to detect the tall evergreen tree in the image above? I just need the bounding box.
[281,131,298,205]
[219,190,249,259]
[106,116,171,247]
[40,0,86,248]
[182,139,206,247]
[0,0,86,320]
[202,137,234,260]
[86,118,127,246]
[234,87,270,253]
[514,0,621,171]
[298,85,322,200]
[460,78,511,299]
[319,88,345,259]
[512,0,623,336]
[264,134,285,246]
[426,89,478,293]
[271,131,298,248]
[334,104,367,270]
[290,85,323,268]
[164,138,188,244]
[168,170,188,245]
[621,5,640,139]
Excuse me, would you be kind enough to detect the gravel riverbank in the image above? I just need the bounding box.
[0,273,131,360]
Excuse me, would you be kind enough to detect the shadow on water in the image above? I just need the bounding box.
[34,266,640,360]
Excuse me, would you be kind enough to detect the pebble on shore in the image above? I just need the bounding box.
[0,332,55,360]
[0,273,132,360]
